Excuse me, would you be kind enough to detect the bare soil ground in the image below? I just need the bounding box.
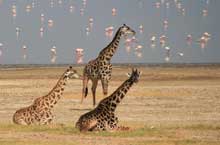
[0,65,220,145]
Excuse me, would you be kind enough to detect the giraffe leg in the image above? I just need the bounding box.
[91,122,106,131]
[39,111,53,125]
[81,75,89,104]
[91,79,98,106]
[45,112,54,125]
[100,66,111,96]
[107,114,118,131]
[101,79,108,96]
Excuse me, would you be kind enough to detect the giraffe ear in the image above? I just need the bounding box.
[139,71,142,75]
[126,73,131,77]
[135,68,138,73]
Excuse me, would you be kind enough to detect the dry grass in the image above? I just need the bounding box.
[0,65,220,145]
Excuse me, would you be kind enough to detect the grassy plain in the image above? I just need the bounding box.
[0,65,220,145]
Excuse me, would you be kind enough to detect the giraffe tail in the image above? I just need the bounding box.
[85,87,88,98]
[81,85,88,103]
[82,74,89,99]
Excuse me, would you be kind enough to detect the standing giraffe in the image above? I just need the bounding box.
[13,66,80,125]
[82,24,135,106]
[76,69,141,132]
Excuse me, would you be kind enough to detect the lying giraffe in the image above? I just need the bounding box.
[13,66,80,125]
[76,69,141,131]
[82,24,136,106]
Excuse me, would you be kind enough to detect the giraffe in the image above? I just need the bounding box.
[76,68,141,132]
[13,66,80,125]
[82,24,136,106]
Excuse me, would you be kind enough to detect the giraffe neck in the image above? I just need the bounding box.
[98,28,122,61]
[43,76,68,109]
[100,78,134,112]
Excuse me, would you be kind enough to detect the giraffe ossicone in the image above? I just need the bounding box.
[76,68,141,132]
[81,24,136,106]
[13,66,80,125]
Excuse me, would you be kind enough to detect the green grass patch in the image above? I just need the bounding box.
[0,123,166,137]
[182,124,220,130]
[85,125,168,138]
[87,127,146,137]
[134,140,220,145]
[0,140,79,145]
[0,123,79,135]
[0,123,219,145]
[174,140,220,145]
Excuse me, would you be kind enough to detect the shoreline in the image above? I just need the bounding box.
[1,63,220,69]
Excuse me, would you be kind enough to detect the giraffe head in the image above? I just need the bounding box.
[120,24,136,36]
[127,68,141,83]
[63,66,80,79]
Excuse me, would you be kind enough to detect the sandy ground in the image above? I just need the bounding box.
[0,65,220,145]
